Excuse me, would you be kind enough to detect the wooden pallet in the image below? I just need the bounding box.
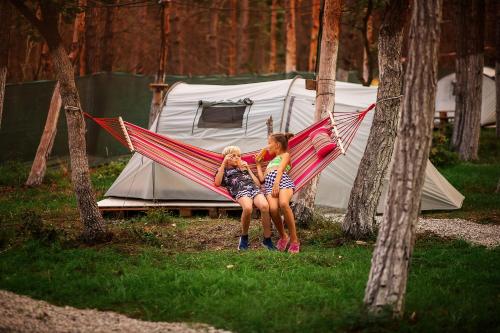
[98,198,246,219]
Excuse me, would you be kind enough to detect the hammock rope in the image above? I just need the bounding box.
[85,103,375,201]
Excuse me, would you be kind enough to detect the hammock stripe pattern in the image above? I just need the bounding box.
[85,104,374,202]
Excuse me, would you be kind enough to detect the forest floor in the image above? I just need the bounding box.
[0,128,498,332]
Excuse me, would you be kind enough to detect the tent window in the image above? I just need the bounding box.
[197,105,248,129]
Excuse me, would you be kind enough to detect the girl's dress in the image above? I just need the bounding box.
[263,155,295,195]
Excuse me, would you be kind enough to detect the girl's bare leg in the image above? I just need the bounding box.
[266,194,288,240]
[237,196,253,235]
[278,189,298,244]
[253,194,272,238]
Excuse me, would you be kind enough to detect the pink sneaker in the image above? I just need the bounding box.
[276,238,289,252]
[288,242,300,254]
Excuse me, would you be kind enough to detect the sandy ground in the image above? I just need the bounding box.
[0,290,231,333]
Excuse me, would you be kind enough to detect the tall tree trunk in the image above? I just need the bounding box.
[496,0,500,138]
[10,0,107,243]
[308,0,320,72]
[0,0,12,130]
[292,0,342,225]
[451,0,484,161]
[360,0,374,86]
[342,0,409,239]
[364,0,442,316]
[237,0,249,72]
[149,1,171,128]
[228,0,237,75]
[26,4,86,186]
[268,0,279,73]
[26,82,62,186]
[285,0,297,72]
[171,4,183,74]
[84,5,99,75]
[208,0,224,73]
[101,0,114,72]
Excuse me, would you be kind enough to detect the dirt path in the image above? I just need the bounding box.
[325,214,500,248]
[0,290,231,333]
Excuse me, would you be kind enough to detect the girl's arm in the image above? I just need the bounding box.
[247,166,261,186]
[214,156,229,186]
[255,158,265,183]
[272,153,290,197]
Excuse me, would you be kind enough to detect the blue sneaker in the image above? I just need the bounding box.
[238,235,249,250]
[262,237,276,251]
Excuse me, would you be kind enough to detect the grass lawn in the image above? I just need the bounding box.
[0,129,499,332]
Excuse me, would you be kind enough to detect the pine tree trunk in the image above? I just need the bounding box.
[342,0,409,239]
[10,0,107,243]
[285,0,297,72]
[0,0,12,130]
[228,0,237,75]
[496,0,500,138]
[292,0,342,225]
[51,44,107,242]
[208,0,224,73]
[149,2,171,128]
[171,4,183,74]
[84,5,99,74]
[364,0,442,316]
[308,0,320,72]
[237,0,249,72]
[25,82,61,186]
[101,0,114,72]
[361,0,374,86]
[451,0,484,161]
[268,0,278,73]
[26,6,86,186]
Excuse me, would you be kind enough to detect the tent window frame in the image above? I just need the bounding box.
[191,99,254,134]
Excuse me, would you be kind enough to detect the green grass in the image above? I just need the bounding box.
[427,128,500,222]
[0,240,498,332]
[0,130,498,332]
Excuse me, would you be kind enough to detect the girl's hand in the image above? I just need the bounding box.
[222,154,231,167]
[272,182,280,197]
[254,153,261,165]
[239,160,249,169]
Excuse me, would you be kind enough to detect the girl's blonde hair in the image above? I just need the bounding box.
[222,146,241,156]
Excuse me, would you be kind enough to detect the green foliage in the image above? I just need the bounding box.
[0,161,30,186]
[18,210,61,244]
[429,128,459,167]
[0,241,498,333]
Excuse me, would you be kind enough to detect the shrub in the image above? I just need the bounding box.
[429,129,459,167]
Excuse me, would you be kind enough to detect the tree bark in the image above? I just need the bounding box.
[285,0,297,72]
[360,0,374,86]
[171,4,183,74]
[149,2,171,128]
[496,0,500,138]
[342,0,409,239]
[26,4,86,186]
[268,0,279,73]
[308,0,320,72]
[83,5,100,75]
[228,0,237,75]
[237,0,249,73]
[364,0,442,316]
[0,0,12,130]
[292,0,342,225]
[451,0,484,161]
[26,82,62,186]
[10,0,107,243]
[101,0,114,72]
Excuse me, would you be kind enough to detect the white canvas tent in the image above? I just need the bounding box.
[435,67,496,126]
[99,78,464,212]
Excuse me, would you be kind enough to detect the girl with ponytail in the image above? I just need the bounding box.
[255,132,300,253]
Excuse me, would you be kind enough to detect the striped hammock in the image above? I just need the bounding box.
[85,104,374,201]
